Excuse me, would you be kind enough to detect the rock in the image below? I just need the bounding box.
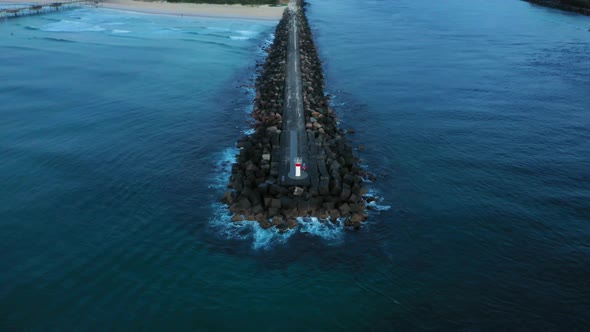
[231,215,243,222]
[255,213,266,223]
[272,215,283,226]
[282,208,298,219]
[262,154,271,161]
[258,219,272,229]
[269,184,282,196]
[297,200,311,215]
[221,191,234,204]
[329,209,340,219]
[317,209,329,219]
[233,197,251,212]
[358,145,366,151]
[252,204,264,215]
[280,196,295,209]
[322,201,335,210]
[319,179,330,196]
[310,117,317,123]
[257,183,269,195]
[270,198,282,209]
[343,174,354,185]
[268,207,280,217]
[340,186,351,201]
[293,186,304,196]
[287,218,298,229]
[339,202,351,216]
[350,213,364,223]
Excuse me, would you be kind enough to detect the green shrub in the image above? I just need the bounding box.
[167,0,279,5]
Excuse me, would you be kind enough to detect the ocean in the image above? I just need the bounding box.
[1,0,589,330]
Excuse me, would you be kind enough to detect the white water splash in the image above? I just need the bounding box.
[365,189,391,211]
[298,217,345,243]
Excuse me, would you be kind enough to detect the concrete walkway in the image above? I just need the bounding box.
[279,0,311,186]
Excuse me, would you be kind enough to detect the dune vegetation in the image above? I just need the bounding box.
[166,0,281,5]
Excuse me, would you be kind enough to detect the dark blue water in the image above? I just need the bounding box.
[1,0,590,330]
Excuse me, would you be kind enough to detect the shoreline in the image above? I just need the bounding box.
[0,0,286,20]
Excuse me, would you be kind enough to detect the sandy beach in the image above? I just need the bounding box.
[0,0,286,20]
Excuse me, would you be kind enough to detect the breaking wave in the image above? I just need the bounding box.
[41,20,105,32]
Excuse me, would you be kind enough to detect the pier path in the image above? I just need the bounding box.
[279,0,314,187]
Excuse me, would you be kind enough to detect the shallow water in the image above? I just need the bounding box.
[1,0,590,330]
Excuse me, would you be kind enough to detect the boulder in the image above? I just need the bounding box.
[350,213,364,223]
[270,198,282,209]
[221,191,234,204]
[316,209,329,219]
[268,208,280,218]
[287,218,298,229]
[339,202,351,216]
[258,219,272,229]
[329,209,340,219]
[293,186,304,196]
[280,196,295,209]
[272,215,283,226]
[339,186,351,201]
[231,215,243,222]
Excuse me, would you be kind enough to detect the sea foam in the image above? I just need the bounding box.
[41,20,105,32]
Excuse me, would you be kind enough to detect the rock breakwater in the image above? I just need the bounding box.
[223,2,372,231]
[524,0,590,16]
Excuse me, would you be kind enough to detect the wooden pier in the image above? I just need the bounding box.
[0,0,94,19]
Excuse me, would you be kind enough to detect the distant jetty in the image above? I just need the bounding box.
[523,0,590,16]
[223,0,373,231]
[0,1,92,19]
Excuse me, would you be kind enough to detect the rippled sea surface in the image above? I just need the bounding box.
[1,0,590,330]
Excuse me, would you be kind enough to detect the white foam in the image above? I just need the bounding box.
[41,20,105,32]
[366,189,391,211]
[229,36,249,41]
[237,30,257,36]
[298,217,345,243]
[250,221,296,250]
[112,29,131,34]
[209,203,297,250]
[209,147,237,191]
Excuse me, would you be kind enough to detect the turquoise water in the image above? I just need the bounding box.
[1,0,590,330]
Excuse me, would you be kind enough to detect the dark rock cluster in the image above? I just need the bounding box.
[524,0,590,15]
[223,5,372,231]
